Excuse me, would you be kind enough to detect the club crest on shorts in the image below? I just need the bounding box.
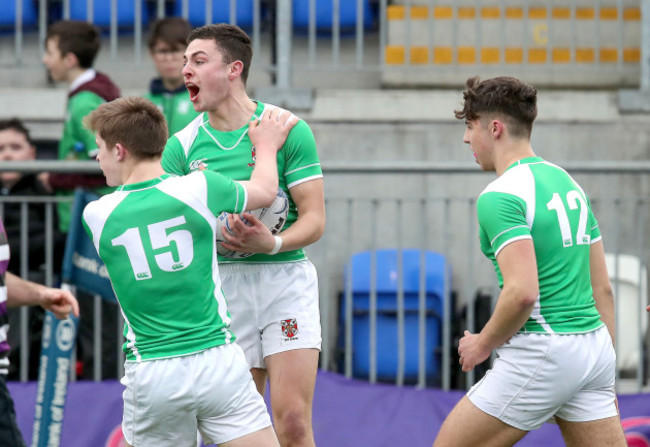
[281,318,298,338]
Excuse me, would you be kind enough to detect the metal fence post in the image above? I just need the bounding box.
[255,0,314,110]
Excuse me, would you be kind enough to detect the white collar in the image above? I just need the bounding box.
[69,68,97,92]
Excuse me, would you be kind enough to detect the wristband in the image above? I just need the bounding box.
[268,236,283,255]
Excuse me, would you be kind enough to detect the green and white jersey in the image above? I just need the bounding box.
[477,157,603,334]
[82,172,247,362]
[162,101,323,264]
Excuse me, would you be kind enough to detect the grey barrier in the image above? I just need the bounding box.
[0,160,647,393]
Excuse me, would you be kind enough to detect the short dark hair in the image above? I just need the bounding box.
[454,76,538,139]
[187,24,253,84]
[47,20,101,69]
[84,97,168,160]
[148,17,193,50]
[0,118,33,146]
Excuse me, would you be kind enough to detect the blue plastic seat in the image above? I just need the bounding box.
[293,0,374,31]
[0,0,37,27]
[174,0,254,28]
[69,0,148,28]
[340,249,449,383]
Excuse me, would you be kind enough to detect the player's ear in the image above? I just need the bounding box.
[63,51,79,69]
[115,143,127,161]
[228,60,244,80]
[491,120,504,138]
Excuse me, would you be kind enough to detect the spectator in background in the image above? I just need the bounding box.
[41,20,120,234]
[41,20,121,380]
[0,118,68,380]
[145,17,199,135]
[0,118,66,278]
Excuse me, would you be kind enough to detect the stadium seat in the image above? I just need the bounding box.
[69,0,148,28]
[339,249,449,384]
[61,189,116,302]
[0,0,37,27]
[605,253,648,374]
[293,0,374,32]
[174,0,254,28]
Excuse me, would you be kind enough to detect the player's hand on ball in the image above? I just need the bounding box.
[248,107,299,153]
[458,330,491,373]
[220,213,276,254]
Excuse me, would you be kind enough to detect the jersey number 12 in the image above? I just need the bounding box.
[546,191,590,248]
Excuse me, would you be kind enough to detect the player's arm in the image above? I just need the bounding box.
[240,108,298,210]
[459,239,539,372]
[590,240,616,344]
[161,136,189,175]
[5,272,79,320]
[275,179,325,252]
[225,178,325,254]
[272,119,325,251]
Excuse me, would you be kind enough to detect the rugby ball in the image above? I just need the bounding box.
[216,188,289,258]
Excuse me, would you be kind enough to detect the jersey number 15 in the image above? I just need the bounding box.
[111,216,194,280]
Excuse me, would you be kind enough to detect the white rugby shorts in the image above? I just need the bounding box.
[121,343,271,446]
[467,325,618,431]
[220,260,322,369]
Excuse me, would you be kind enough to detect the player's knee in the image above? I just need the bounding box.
[275,407,310,443]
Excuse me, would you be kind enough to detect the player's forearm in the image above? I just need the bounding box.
[5,272,46,308]
[593,285,616,345]
[589,241,617,345]
[277,210,325,252]
[478,285,537,352]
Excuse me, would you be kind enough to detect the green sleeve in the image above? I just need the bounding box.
[162,136,189,175]
[586,197,601,241]
[477,191,531,254]
[203,171,247,215]
[282,120,322,187]
[69,92,105,157]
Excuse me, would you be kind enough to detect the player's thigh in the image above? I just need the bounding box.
[220,426,279,447]
[554,327,618,424]
[266,349,319,414]
[219,264,265,369]
[251,367,268,396]
[259,261,322,358]
[556,416,626,447]
[433,396,527,447]
[196,344,272,445]
[121,358,197,447]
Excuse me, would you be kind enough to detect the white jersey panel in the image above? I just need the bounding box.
[83,192,129,252]
[173,113,205,157]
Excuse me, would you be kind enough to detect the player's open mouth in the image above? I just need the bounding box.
[186,83,200,101]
